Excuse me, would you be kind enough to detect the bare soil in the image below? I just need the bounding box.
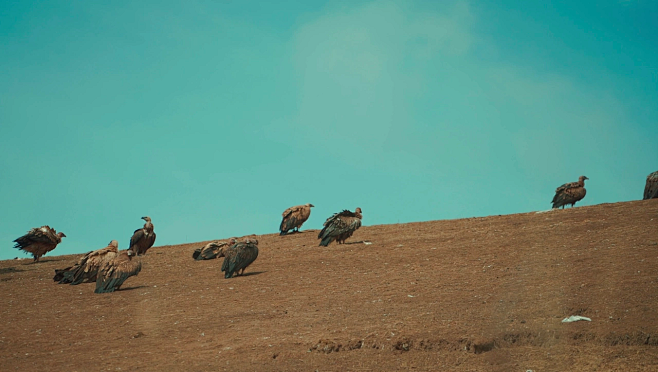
[1,200,658,371]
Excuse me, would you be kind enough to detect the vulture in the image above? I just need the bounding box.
[95,250,142,293]
[551,176,588,209]
[192,238,237,260]
[128,216,156,256]
[644,171,658,200]
[13,226,66,262]
[221,238,259,279]
[279,203,314,235]
[54,240,119,284]
[318,208,362,246]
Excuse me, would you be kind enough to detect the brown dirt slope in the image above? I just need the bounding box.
[1,200,657,371]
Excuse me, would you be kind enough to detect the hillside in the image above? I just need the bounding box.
[1,200,657,371]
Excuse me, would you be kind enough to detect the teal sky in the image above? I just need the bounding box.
[1,0,656,260]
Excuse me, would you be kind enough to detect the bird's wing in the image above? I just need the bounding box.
[231,244,259,272]
[221,245,242,274]
[282,205,303,218]
[19,227,55,244]
[95,255,141,293]
[196,242,226,260]
[555,181,579,194]
[129,229,145,248]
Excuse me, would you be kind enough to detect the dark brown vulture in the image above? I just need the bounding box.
[279,203,314,235]
[54,240,119,284]
[552,176,588,209]
[318,208,362,246]
[95,250,142,293]
[13,226,66,262]
[644,171,658,200]
[221,238,259,279]
[128,216,156,256]
[192,238,237,260]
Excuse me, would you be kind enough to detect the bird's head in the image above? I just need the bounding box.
[580,176,589,181]
[126,249,135,257]
[109,240,119,248]
[308,203,315,208]
[355,207,362,214]
[141,216,151,222]
[58,232,67,238]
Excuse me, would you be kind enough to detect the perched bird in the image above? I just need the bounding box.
[644,171,658,200]
[192,238,237,260]
[318,208,362,246]
[279,204,314,235]
[54,240,119,284]
[95,250,142,293]
[551,176,588,209]
[128,216,156,256]
[13,226,66,262]
[221,238,259,279]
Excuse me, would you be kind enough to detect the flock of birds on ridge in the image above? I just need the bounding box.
[10,172,658,294]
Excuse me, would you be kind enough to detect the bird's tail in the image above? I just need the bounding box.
[53,269,73,284]
[192,249,201,260]
[280,217,298,236]
[551,195,565,209]
[319,237,332,246]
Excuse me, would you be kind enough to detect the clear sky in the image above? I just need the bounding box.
[1,0,656,260]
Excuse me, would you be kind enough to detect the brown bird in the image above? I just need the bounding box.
[95,250,142,293]
[54,240,119,284]
[221,238,259,278]
[644,171,658,200]
[279,203,314,235]
[552,176,588,209]
[128,216,156,256]
[318,208,362,246]
[13,226,66,262]
[192,238,237,260]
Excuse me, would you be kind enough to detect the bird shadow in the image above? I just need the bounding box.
[343,241,367,245]
[281,230,315,236]
[117,285,149,292]
[238,271,266,277]
[23,257,66,265]
[0,267,24,275]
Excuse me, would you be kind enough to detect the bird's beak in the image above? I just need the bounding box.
[141,216,147,220]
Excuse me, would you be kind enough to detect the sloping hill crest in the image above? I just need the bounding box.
[2,200,657,371]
